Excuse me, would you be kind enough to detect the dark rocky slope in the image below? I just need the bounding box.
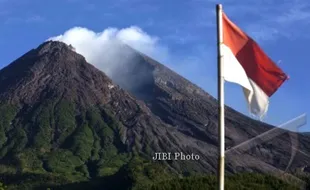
[0,41,308,189]
[108,44,310,175]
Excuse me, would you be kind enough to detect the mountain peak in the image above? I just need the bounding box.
[38,41,77,56]
[0,40,309,189]
[0,41,114,107]
[35,40,84,65]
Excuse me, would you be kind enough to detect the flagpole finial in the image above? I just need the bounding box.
[216,4,222,10]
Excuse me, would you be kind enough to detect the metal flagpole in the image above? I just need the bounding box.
[216,4,225,190]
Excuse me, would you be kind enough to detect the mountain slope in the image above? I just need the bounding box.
[0,41,309,189]
[0,41,219,182]
[103,44,310,181]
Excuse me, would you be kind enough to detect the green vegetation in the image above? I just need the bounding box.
[0,182,6,190]
[28,101,54,150]
[16,149,44,173]
[69,123,94,161]
[0,104,17,153]
[1,158,303,190]
[54,101,76,145]
[44,150,83,174]
[0,100,132,189]
[0,101,308,190]
[134,173,301,190]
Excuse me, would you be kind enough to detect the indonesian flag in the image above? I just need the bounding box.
[221,12,288,118]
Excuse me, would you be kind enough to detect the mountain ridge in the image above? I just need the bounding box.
[0,40,309,189]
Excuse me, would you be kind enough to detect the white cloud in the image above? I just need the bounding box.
[48,26,216,96]
[49,26,170,68]
[48,26,171,91]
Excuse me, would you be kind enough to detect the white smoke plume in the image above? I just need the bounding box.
[48,26,216,97]
[48,26,169,78]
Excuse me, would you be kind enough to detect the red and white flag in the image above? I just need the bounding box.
[221,12,288,118]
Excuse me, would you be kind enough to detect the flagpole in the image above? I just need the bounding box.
[216,4,225,190]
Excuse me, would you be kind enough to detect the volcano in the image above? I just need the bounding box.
[0,41,309,189]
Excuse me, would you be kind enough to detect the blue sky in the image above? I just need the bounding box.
[0,0,309,131]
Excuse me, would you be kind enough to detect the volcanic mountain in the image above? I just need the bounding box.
[0,41,309,189]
